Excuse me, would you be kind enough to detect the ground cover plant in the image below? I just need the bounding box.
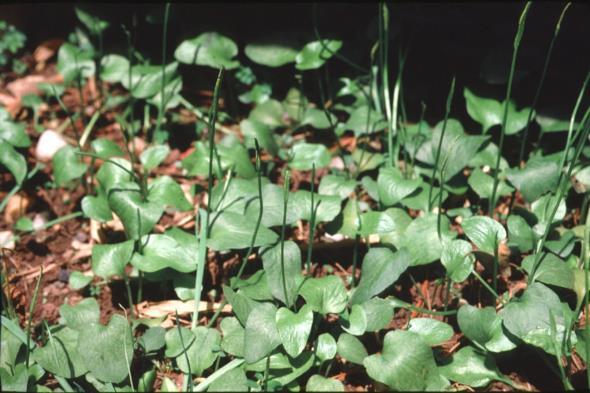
[2,2,590,391]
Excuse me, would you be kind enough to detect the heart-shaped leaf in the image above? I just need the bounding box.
[407,318,453,346]
[244,303,281,364]
[507,215,535,253]
[336,333,367,365]
[362,297,394,332]
[245,39,299,67]
[220,317,245,357]
[261,241,303,307]
[276,304,313,357]
[82,187,112,222]
[468,167,513,199]
[147,176,192,212]
[464,88,532,135]
[457,304,517,353]
[164,326,196,357]
[0,143,27,184]
[209,367,249,392]
[131,228,198,273]
[351,248,410,305]
[53,145,87,187]
[441,239,475,282]
[299,275,347,314]
[462,216,506,255]
[77,314,134,383]
[33,326,88,378]
[438,346,508,388]
[121,63,178,99]
[209,211,278,251]
[92,240,134,278]
[505,156,560,203]
[295,40,342,70]
[363,330,442,391]
[175,327,221,376]
[319,174,357,200]
[222,285,259,326]
[377,167,422,206]
[340,304,367,336]
[100,55,129,84]
[399,213,457,266]
[59,298,100,331]
[174,32,239,70]
[316,333,337,362]
[288,142,331,170]
[140,145,169,171]
[108,184,164,239]
[306,375,345,392]
[57,43,95,83]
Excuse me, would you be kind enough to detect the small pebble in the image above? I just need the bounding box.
[36,129,67,162]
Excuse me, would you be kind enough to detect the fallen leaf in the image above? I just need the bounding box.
[33,39,64,66]
[4,193,30,224]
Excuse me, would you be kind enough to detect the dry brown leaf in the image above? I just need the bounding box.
[33,39,63,65]
[4,193,30,224]
[136,300,231,328]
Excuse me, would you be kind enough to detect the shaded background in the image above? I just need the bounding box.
[3,2,590,130]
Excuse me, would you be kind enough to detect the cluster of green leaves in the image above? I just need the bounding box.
[3,2,590,392]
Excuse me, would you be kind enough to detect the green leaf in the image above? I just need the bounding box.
[33,326,88,378]
[244,302,281,364]
[231,269,273,301]
[53,145,87,187]
[91,240,134,278]
[319,174,357,200]
[377,167,422,206]
[340,304,367,336]
[295,40,342,70]
[220,317,245,357]
[507,215,535,253]
[501,282,573,355]
[415,118,488,181]
[292,190,341,223]
[351,248,410,305]
[366,208,412,246]
[328,198,360,238]
[100,54,129,84]
[244,183,299,227]
[175,327,221,376]
[108,184,164,239]
[306,375,345,392]
[407,318,453,346]
[352,148,384,172]
[222,285,259,326]
[301,108,336,129]
[208,367,249,392]
[75,7,109,34]
[0,364,28,392]
[438,346,507,388]
[209,210,277,250]
[138,327,165,353]
[140,145,169,171]
[505,156,560,203]
[462,216,506,255]
[288,142,331,170]
[468,167,513,199]
[131,228,198,273]
[174,32,239,70]
[121,63,178,99]
[57,42,95,83]
[464,87,532,134]
[0,115,30,148]
[96,157,133,192]
[362,297,394,332]
[336,333,367,365]
[0,143,26,184]
[522,253,574,291]
[457,304,517,353]
[1,325,24,373]
[260,241,302,307]
[441,239,475,282]
[363,330,441,391]
[68,271,92,290]
[316,333,337,362]
[77,314,134,383]
[536,114,575,133]
[531,194,566,236]
[164,326,196,357]
[148,176,192,212]
[299,275,347,315]
[249,99,285,128]
[245,39,298,67]
[240,119,279,156]
[343,105,386,136]
[399,213,456,266]
[276,304,313,358]
[91,138,124,158]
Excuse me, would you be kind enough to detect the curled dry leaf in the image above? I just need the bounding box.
[33,39,64,67]
[4,193,31,224]
[136,300,232,327]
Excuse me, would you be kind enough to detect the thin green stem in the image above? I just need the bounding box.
[428,77,455,212]
[489,2,532,216]
[306,163,316,275]
[155,3,171,139]
[518,3,570,164]
[281,169,292,308]
[472,270,500,300]
[175,311,193,392]
[263,355,271,391]
[123,273,136,318]
[25,267,43,368]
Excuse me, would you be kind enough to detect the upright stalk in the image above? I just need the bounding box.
[280,170,292,308]
[25,267,43,368]
[518,3,570,164]
[427,77,455,212]
[489,2,531,216]
[193,68,224,329]
[155,3,171,139]
[306,163,316,275]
